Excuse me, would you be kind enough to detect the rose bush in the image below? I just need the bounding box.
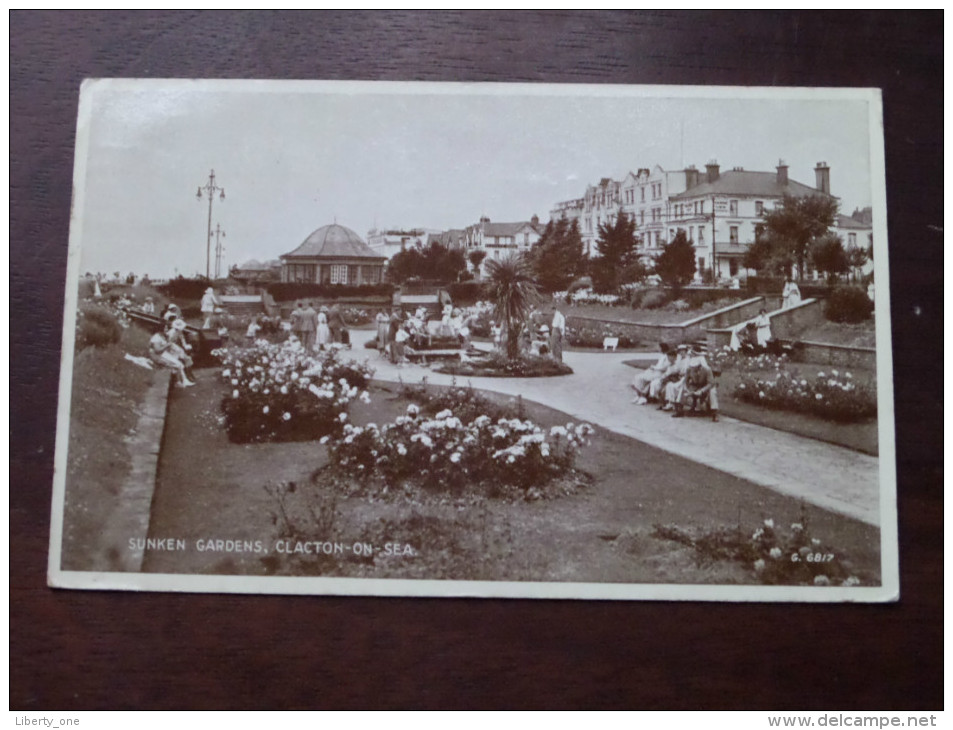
[214,338,373,443]
[733,368,876,422]
[321,403,594,494]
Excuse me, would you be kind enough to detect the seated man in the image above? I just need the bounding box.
[674,346,719,422]
[632,343,671,404]
[659,344,691,411]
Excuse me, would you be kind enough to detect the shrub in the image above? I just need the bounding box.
[436,351,573,378]
[640,290,669,310]
[266,282,395,302]
[400,382,519,425]
[76,303,122,350]
[733,368,876,422]
[652,515,866,586]
[565,320,638,349]
[825,286,874,323]
[670,299,690,312]
[215,339,374,443]
[321,403,594,493]
[156,276,212,301]
[447,281,488,306]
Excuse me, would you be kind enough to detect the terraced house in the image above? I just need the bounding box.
[464,215,544,275]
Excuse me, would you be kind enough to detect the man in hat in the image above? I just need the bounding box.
[674,345,719,421]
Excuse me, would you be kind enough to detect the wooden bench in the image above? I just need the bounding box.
[403,347,463,364]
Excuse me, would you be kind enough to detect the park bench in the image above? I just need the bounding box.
[602,336,619,351]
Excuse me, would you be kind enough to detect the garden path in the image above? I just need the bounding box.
[354,331,884,527]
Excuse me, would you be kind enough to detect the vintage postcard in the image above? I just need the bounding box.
[48,80,897,601]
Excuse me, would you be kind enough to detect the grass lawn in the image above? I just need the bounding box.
[140,374,881,587]
[565,299,741,325]
[796,320,877,348]
[61,326,158,570]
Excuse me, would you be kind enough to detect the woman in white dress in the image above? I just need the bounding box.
[782,278,801,309]
[316,306,331,350]
[755,308,772,349]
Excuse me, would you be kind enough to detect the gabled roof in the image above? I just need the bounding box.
[282,223,385,260]
[671,170,831,200]
[482,221,540,237]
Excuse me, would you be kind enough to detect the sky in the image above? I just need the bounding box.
[74,80,879,279]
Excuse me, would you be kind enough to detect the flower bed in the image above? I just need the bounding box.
[565,320,639,349]
[214,339,373,443]
[652,516,866,586]
[435,352,573,378]
[320,402,594,496]
[733,368,876,422]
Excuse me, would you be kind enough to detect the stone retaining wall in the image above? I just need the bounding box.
[795,340,877,370]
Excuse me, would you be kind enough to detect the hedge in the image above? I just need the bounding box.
[266,282,395,302]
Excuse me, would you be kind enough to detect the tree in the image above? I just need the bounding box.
[811,233,850,284]
[654,230,696,289]
[527,218,587,293]
[468,250,487,278]
[590,211,640,293]
[484,254,541,360]
[845,243,869,283]
[386,241,466,284]
[742,233,792,276]
[761,194,839,279]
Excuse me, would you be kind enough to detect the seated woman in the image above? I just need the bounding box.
[149,330,194,388]
[673,346,719,422]
[631,343,671,404]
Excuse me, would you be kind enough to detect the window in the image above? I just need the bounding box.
[697,227,704,244]
[848,233,857,246]
[729,226,739,244]
[729,200,738,216]
[755,224,765,242]
[729,259,738,276]
[641,187,646,202]
[698,257,705,272]
[330,264,348,284]
[639,210,645,226]
[755,200,764,216]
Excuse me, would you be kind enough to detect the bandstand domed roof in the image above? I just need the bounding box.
[282,223,384,260]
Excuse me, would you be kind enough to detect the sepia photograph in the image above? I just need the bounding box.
[48,79,897,601]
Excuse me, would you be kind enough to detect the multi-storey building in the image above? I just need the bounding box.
[667,161,836,280]
[366,227,441,260]
[464,215,544,275]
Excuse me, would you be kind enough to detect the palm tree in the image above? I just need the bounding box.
[485,253,541,360]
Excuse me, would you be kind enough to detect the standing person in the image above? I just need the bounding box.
[327,303,344,344]
[388,309,402,363]
[782,277,801,309]
[755,308,772,349]
[375,309,389,353]
[550,305,566,362]
[315,305,330,351]
[301,301,318,352]
[290,302,305,345]
[201,287,219,328]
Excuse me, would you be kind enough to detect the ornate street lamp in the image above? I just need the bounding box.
[196,169,225,279]
[213,223,226,280]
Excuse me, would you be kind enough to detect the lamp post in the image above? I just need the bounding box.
[213,223,226,279]
[196,169,225,279]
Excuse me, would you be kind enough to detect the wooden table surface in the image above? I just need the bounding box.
[10,11,942,710]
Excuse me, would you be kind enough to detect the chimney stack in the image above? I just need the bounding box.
[776,160,789,186]
[705,160,720,184]
[685,165,699,189]
[814,161,830,195]
[530,214,539,226]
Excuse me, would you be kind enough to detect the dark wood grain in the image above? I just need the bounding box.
[11,10,942,710]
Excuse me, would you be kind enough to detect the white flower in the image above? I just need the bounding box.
[360,390,371,404]
[769,547,782,559]
[550,425,568,438]
[232,389,239,398]
[262,406,270,414]
[435,409,453,420]
[338,412,348,422]
[396,443,407,456]
[842,576,860,587]
[753,559,766,572]
[231,379,239,386]
[764,519,774,528]
[752,528,764,540]
[319,435,330,444]
[407,404,420,416]
[791,523,804,531]
[818,371,826,378]
[450,452,461,463]
[280,385,288,395]
[222,369,231,378]
[282,412,291,421]
[816,393,823,400]
[814,575,831,586]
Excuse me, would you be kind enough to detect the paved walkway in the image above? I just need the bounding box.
[352,330,882,526]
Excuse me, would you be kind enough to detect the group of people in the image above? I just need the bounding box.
[489,305,566,362]
[147,304,197,388]
[373,305,474,366]
[289,301,350,352]
[631,342,719,421]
